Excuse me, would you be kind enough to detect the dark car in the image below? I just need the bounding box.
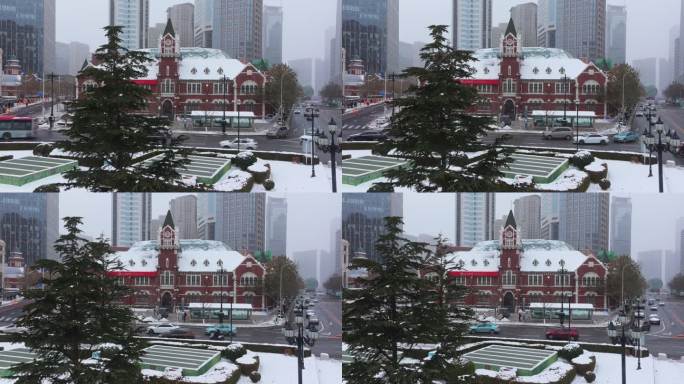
[161,328,195,339]
[545,327,579,341]
[346,131,387,142]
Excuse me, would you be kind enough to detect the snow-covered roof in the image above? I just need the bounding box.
[447,239,590,273]
[137,48,250,81]
[467,47,597,81]
[114,239,247,273]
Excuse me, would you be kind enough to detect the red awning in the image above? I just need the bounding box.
[448,271,499,277]
[132,80,157,85]
[108,271,157,277]
[458,79,499,85]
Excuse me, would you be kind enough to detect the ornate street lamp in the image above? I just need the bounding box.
[607,309,629,384]
[316,117,342,192]
[282,302,319,384]
[303,107,320,177]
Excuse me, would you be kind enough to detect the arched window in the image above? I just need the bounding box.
[161,271,173,286]
[582,272,600,287]
[240,80,258,95]
[240,272,258,286]
[502,270,516,285]
[161,79,175,94]
[582,80,600,95]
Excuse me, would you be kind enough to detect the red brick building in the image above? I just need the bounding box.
[111,211,267,312]
[461,19,608,120]
[77,19,267,120]
[438,211,607,311]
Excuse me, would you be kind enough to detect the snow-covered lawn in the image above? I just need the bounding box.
[237,353,341,384]
[570,352,682,384]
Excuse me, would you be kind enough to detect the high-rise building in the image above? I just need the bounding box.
[493,214,508,239]
[213,0,263,62]
[293,250,319,284]
[109,0,150,51]
[0,194,58,266]
[55,42,70,75]
[558,194,610,254]
[670,25,680,82]
[342,239,350,288]
[452,0,493,51]
[679,0,684,80]
[660,58,673,97]
[455,193,496,247]
[215,194,266,254]
[148,214,166,241]
[610,197,631,257]
[510,2,537,47]
[491,22,509,49]
[289,58,313,88]
[194,0,213,48]
[556,0,606,62]
[330,0,343,85]
[513,195,541,239]
[147,22,166,49]
[266,197,287,257]
[632,57,658,88]
[66,42,90,76]
[675,217,684,275]
[197,193,217,240]
[606,5,626,66]
[169,195,198,239]
[167,3,195,48]
[664,250,679,287]
[111,193,152,247]
[262,5,283,66]
[342,193,403,263]
[638,250,664,283]
[0,0,56,75]
[541,194,561,240]
[342,0,399,75]
[537,0,558,48]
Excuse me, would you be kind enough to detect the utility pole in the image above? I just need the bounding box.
[222,75,227,135]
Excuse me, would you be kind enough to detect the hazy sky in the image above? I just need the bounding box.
[57,191,341,257]
[399,0,678,63]
[402,193,684,259]
[55,0,337,61]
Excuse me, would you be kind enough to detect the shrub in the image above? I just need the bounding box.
[599,178,611,190]
[584,161,608,182]
[221,343,246,361]
[263,179,275,191]
[34,183,61,192]
[0,155,12,162]
[571,354,596,376]
[570,151,595,169]
[236,354,260,375]
[33,143,53,157]
[559,343,583,360]
[584,371,596,383]
[232,151,257,170]
[249,371,261,383]
[247,161,271,183]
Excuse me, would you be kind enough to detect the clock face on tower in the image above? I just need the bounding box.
[505,230,513,238]
[163,230,172,239]
[164,39,173,47]
[506,38,514,46]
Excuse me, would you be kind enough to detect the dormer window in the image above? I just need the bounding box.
[484,260,489,266]
[128,259,135,267]
[471,259,477,266]
[457,260,465,268]
[204,68,210,75]
[190,259,197,267]
[559,67,566,75]
[546,67,552,74]
[141,260,147,266]
[545,259,552,266]
[217,68,224,75]
[191,68,197,75]
[203,259,210,267]
[217,260,223,267]
[559,259,565,267]
[532,259,539,266]
[533,67,539,75]
[483,67,490,74]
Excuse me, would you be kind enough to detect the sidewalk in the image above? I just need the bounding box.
[152,309,283,328]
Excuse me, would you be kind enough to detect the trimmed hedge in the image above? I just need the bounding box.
[505,145,651,164]
[0,155,13,162]
[570,151,595,169]
[0,142,41,151]
[263,179,275,191]
[558,343,583,360]
[236,355,259,375]
[249,371,261,383]
[32,143,53,157]
[341,141,379,151]
[585,371,596,383]
[585,163,608,182]
[233,152,257,170]
[571,355,596,376]
[222,343,247,361]
[599,178,611,190]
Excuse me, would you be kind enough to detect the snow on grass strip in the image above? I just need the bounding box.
[140,344,221,377]
[0,156,78,186]
[463,344,558,376]
[342,155,410,186]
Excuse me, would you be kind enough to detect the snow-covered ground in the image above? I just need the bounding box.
[570,352,682,384]
[0,151,341,192]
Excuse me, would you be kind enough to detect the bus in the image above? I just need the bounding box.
[0,116,34,140]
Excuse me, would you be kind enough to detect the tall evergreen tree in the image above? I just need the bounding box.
[55,26,193,192]
[373,25,511,192]
[344,218,474,384]
[10,217,145,384]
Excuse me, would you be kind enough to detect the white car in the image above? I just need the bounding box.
[147,323,179,335]
[573,133,609,145]
[635,111,644,117]
[0,324,27,334]
[219,138,258,150]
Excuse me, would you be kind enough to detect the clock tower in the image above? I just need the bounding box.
[500,210,520,270]
[499,18,522,119]
[158,210,179,270]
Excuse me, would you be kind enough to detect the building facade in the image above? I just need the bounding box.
[194,0,214,48]
[0,0,55,75]
[342,193,403,263]
[610,196,631,257]
[112,193,152,248]
[510,2,538,48]
[78,19,267,119]
[197,193,217,241]
[452,0,493,51]
[556,0,606,62]
[169,195,198,239]
[462,19,608,119]
[442,211,608,311]
[214,193,266,255]
[212,0,263,62]
[111,211,267,311]
[632,57,657,88]
[514,194,541,239]
[266,197,287,257]
[147,23,166,49]
[262,5,283,66]
[342,0,399,75]
[606,5,627,66]
[109,0,149,51]
[167,3,195,48]
[558,193,610,254]
[536,0,558,48]
[0,193,59,265]
[455,193,496,247]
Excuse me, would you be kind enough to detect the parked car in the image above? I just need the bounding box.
[649,315,661,325]
[294,109,302,115]
[346,131,388,142]
[634,311,645,319]
[573,134,609,145]
[613,131,641,143]
[204,324,236,337]
[162,328,196,339]
[650,305,658,311]
[147,323,180,335]
[635,111,644,117]
[0,324,27,334]
[306,310,315,319]
[545,327,579,341]
[543,127,574,140]
[469,322,500,335]
[267,125,289,139]
[219,138,258,150]
[658,301,665,306]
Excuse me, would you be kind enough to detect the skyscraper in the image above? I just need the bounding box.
[169,195,198,239]
[147,22,166,49]
[213,0,263,61]
[610,196,631,257]
[167,3,195,48]
[675,217,684,275]
[0,194,58,266]
[513,195,541,239]
[606,5,626,66]
[342,0,399,75]
[510,2,538,48]
[111,193,152,247]
[197,193,217,240]
[637,250,664,282]
[262,5,283,66]
[537,0,558,48]
[215,194,266,254]
[632,58,658,88]
[452,0,493,51]
[266,197,287,257]
[109,0,150,50]
[289,58,314,88]
[680,0,684,80]
[455,193,496,247]
[541,194,561,240]
[490,22,509,49]
[556,0,606,62]
[342,193,403,263]
[0,0,56,75]
[194,0,213,48]
[558,194,610,254]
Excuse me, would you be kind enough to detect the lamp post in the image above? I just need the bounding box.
[48,72,55,130]
[316,117,342,192]
[575,100,580,151]
[218,267,225,325]
[236,99,242,152]
[282,302,319,384]
[642,110,656,177]
[558,263,567,327]
[222,75,228,135]
[651,118,677,193]
[607,310,628,384]
[304,107,319,177]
